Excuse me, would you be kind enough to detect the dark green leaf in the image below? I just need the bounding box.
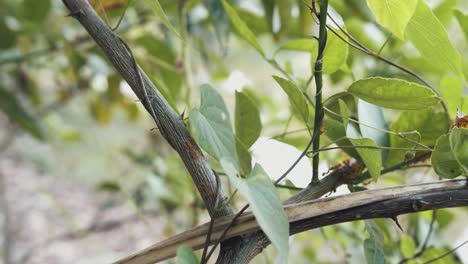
[348,77,440,110]
[0,18,15,49]
[432,128,468,178]
[364,239,385,264]
[21,0,51,23]
[0,86,44,140]
[273,76,309,125]
[235,90,262,148]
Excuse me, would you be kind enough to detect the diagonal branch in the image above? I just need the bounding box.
[61,0,232,218]
[114,179,468,263]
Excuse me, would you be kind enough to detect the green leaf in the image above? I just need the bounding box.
[432,128,468,178]
[348,77,440,110]
[405,0,464,78]
[260,0,274,33]
[222,0,265,57]
[144,0,180,37]
[338,99,350,128]
[273,76,309,125]
[220,161,289,260]
[349,138,382,181]
[324,118,360,159]
[366,0,417,40]
[176,246,198,264]
[21,0,51,23]
[311,29,349,74]
[235,91,262,148]
[434,0,457,25]
[189,84,238,167]
[0,18,14,49]
[235,138,252,176]
[0,86,44,140]
[364,239,385,264]
[275,38,316,53]
[386,109,447,166]
[204,0,231,51]
[439,75,463,118]
[400,234,416,258]
[454,10,468,40]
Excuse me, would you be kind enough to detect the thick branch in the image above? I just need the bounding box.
[61,0,232,218]
[114,179,468,263]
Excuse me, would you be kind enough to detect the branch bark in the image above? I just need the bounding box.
[114,179,468,263]
[61,0,231,219]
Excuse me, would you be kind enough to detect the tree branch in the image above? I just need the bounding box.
[61,0,232,218]
[113,179,468,263]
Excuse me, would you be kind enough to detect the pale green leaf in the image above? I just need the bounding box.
[432,128,468,178]
[454,10,468,40]
[222,0,265,57]
[434,0,457,25]
[189,84,238,167]
[405,0,464,78]
[348,77,440,110]
[367,0,417,39]
[439,75,463,118]
[235,91,262,148]
[275,38,316,53]
[144,0,180,37]
[386,109,447,166]
[364,238,385,264]
[400,235,416,258]
[176,246,198,264]
[349,138,382,181]
[358,99,389,148]
[220,160,289,260]
[311,29,349,74]
[273,76,309,125]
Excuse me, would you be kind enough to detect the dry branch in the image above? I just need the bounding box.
[114,179,468,263]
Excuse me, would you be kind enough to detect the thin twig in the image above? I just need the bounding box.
[422,240,468,264]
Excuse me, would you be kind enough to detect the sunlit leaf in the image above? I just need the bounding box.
[432,128,468,178]
[454,9,468,40]
[439,75,463,118]
[273,76,309,125]
[222,0,265,57]
[400,234,416,258]
[338,99,350,128]
[433,0,457,25]
[311,29,349,74]
[366,0,417,40]
[276,38,315,53]
[176,245,198,264]
[220,160,289,260]
[405,0,464,78]
[348,77,440,110]
[348,138,382,181]
[0,86,44,140]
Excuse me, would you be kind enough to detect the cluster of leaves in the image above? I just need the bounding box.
[1,0,467,263]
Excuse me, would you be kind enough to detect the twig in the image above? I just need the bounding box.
[311,0,328,183]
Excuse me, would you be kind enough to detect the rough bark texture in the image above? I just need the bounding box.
[61,0,232,219]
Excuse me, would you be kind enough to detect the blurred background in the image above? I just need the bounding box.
[0,0,467,263]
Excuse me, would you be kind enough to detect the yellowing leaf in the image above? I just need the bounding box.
[89,0,128,14]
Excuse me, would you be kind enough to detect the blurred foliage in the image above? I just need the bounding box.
[0,0,467,263]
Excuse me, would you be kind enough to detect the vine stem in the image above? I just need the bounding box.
[312,0,328,183]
